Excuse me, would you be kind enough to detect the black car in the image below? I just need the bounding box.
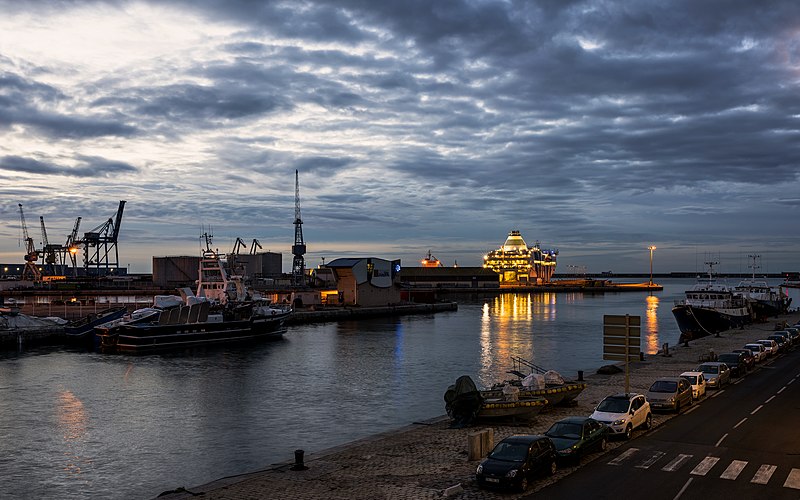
[730,349,755,371]
[717,352,747,377]
[476,434,558,492]
[544,416,609,465]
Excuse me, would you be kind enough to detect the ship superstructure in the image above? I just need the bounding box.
[482,230,558,284]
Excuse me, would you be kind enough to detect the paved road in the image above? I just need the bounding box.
[527,347,800,500]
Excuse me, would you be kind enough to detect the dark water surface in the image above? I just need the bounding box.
[2,278,795,499]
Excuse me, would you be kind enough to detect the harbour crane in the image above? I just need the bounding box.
[82,200,126,275]
[291,170,306,287]
[64,217,82,277]
[232,237,247,255]
[249,239,262,255]
[17,203,41,281]
[39,215,63,274]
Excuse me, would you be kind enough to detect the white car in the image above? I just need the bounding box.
[744,343,767,363]
[680,371,707,400]
[590,393,651,440]
[756,339,779,357]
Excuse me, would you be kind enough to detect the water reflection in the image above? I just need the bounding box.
[57,389,92,478]
[645,294,660,354]
[477,293,558,388]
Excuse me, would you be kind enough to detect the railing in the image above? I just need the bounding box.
[509,356,548,376]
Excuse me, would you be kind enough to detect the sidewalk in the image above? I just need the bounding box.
[157,313,799,500]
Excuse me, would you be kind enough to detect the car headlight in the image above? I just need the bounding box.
[506,469,518,478]
[561,448,573,454]
[613,418,626,426]
[476,464,483,474]
[668,397,675,404]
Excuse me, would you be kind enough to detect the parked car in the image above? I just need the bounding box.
[730,349,756,371]
[744,343,767,363]
[680,371,707,400]
[784,327,799,344]
[766,334,790,353]
[717,352,747,377]
[646,377,693,413]
[589,393,651,440]
[476,434,558,492]
[544,416,609,465]
[696,362,731,388]
[756,339,779,357]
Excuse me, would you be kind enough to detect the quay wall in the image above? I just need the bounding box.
[286,301,458,325]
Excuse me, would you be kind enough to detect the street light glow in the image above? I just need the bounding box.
[648,245,657,285]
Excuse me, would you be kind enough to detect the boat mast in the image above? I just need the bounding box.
[748,254,760,279]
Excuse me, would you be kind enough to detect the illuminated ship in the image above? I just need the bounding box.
[482,230,558,284]
[420,250,442,268]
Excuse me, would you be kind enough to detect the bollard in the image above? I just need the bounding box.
[577,370,584,381]
[291,449,308,471]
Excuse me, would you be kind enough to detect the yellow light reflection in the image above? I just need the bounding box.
[645,295,660,354]
[57,389,91,476]
[477,293,557,388]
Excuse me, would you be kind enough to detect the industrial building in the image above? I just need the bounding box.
[152,252,282,289]
[325,257,402,307]
[399,267,499,289]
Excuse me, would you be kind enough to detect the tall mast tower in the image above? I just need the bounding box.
[291,170,306,286]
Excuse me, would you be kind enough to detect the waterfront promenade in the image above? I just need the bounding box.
[158,312,800,500]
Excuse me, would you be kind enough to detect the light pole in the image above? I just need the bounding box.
[648,246,657,285]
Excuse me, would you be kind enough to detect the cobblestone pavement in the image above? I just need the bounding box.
[158,313,800,500]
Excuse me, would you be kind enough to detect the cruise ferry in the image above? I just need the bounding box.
[482,230,558,284]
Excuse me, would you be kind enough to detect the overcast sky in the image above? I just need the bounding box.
[1,0,800,275]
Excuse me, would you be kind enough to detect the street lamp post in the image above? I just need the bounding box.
[648,245,657,285]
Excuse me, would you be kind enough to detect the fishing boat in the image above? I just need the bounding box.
[733,255,791,320]
[672,262,752,343]
[444,375,549,426]
[96,234,291,353]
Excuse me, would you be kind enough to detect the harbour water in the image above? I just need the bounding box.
[1,278,796,499]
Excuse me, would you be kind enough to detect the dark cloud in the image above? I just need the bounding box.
[0,155,137,177]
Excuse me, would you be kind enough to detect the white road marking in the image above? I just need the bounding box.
[720,460,747,480]
[691,456,720,476]
[784,468,800,489]
[673,478,693,500]
[662,454,693,472]
[765,395,776,404]
[685,405,700,414]
[733,418,747,429]
[778,386,786,394]
[751,405,763,415]
[608,447,638,466]
[751,464,777,485]
[710,389,725,398]
[715,433,728,447]
[636,451,666,469]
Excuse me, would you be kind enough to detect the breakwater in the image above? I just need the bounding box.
[287,301,458,325]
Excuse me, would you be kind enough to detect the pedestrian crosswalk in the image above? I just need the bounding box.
[607,447,800,489]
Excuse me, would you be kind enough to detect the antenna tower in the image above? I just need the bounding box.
[291,169,306,286]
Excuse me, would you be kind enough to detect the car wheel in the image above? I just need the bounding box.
[599,437,608,452]
[624,424,633,439]
[644,413,652,430]
[675,401,681,414]
[548,459,557,476]
[518,477,529,492]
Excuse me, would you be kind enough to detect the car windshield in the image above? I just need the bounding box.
[596,398,630,413]
[546,422,582,439]
[718,355,738,363]
[488,441,530,462]
[683,375,698,384]
[745,345,761,350]
[699,365,718,374]
[649,380,677,393]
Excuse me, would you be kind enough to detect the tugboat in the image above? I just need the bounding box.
[96,234,291,353]
[672,262,752,343]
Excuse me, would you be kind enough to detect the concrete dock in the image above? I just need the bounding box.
[156,312,800,500]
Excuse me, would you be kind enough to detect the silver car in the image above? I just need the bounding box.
[696,362,731,389]
[744,343,767,363]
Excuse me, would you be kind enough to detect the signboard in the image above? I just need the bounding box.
[602,314,641,362]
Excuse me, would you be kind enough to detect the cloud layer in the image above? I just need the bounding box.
[1,0,799,274]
